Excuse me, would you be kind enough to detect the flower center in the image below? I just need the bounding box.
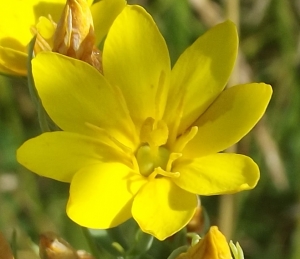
[135,117,181,178]
[135,117,198,179]
[135,117,168,177]
[136,145,170,177]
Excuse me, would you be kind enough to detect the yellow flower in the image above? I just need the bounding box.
[17,6,272,240]
[0,0,125,76]
[175,226,239,259]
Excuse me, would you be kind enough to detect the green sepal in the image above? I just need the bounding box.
[126,229,153,257]
[85,228,125,257]
[27,37,60,132]
[166,246,189,259]
[27,36,38,106]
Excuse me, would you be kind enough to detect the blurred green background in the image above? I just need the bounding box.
[1,0,300,258]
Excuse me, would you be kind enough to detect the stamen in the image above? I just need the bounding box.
[173,126,198,153]
[140,118,168,147]
[148,170,158,181]
[166,152,182,172]
[31,15,57,55]
[31,26,52,54]
[154,167,180,178]
[85,122,132,155]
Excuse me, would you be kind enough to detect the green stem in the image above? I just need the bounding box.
[82,227,103,259]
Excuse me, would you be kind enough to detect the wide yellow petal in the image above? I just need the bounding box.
[0,47,28,76]
[32,52,138,149]
[0,0,66,75]
[67,163,147,228]
[0,0,65,49]
[17,131,129,182]
[0,1,36,50]
[32,0,67,22]
[132,178,198,240]
[172,153,259,195]
[103,5,171,128]
[164,21,238,135]
[91,0,126,45]
[183,83,272,157]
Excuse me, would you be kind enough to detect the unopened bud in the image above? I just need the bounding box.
[175,227,231,259]
[32,0,102,71]
[52,0,102,71]
[39,232,96,259]
[39,232,78,259]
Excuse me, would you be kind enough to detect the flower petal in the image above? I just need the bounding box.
[132,178,198,240]
[32,0,67,22]
[0,47,27,76]
[103,5,171,127]
[164,21,238,135]
[0,0,68,75]
[0,1,36,50]
[67,163,147,228]
[32,52,137,148]
[173,153,259,195]
[91,0,126,45]
[0,0,65,49]
[17,131,130,182]
[183,83,272,157]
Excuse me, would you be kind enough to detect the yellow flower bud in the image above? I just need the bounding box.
[176,227,231,259]
[33,0,102,72]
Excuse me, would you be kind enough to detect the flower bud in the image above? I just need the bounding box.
[175,227,231,259]
[39,232,78,259]
[54,0,101,71]
[39,232,95,259]
[34,0,102,72]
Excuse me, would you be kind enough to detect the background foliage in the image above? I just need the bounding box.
[0,0,300,258]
